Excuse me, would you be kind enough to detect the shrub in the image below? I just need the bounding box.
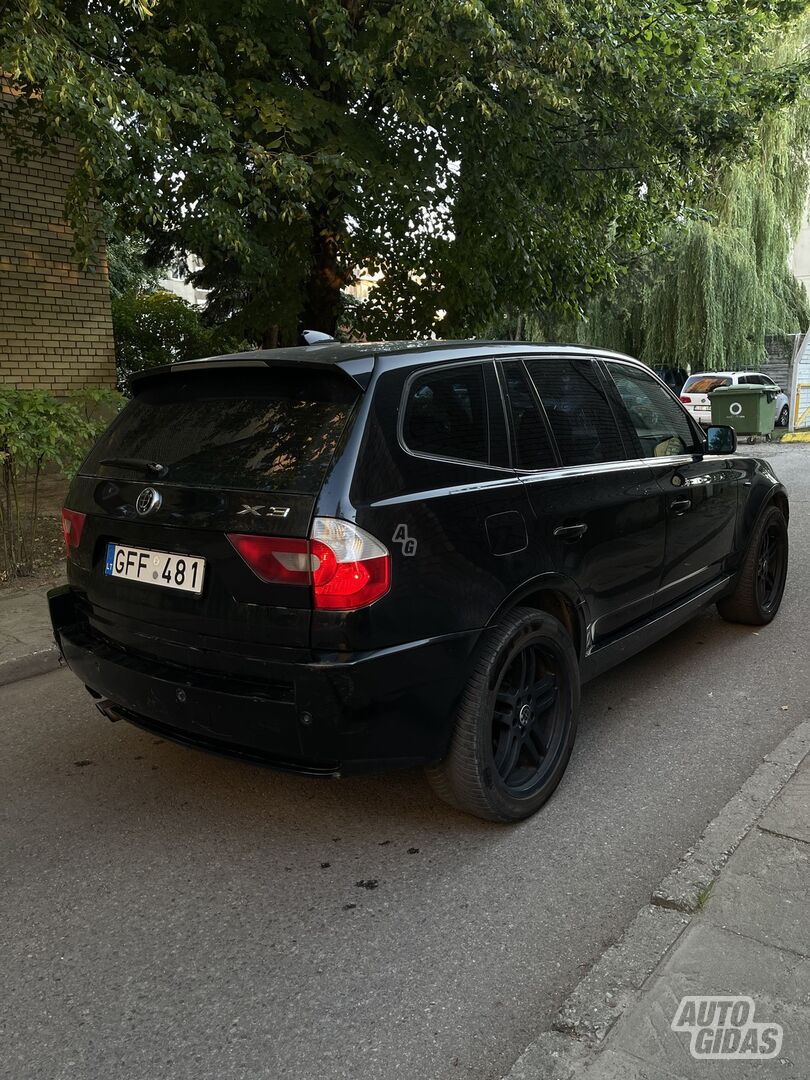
[112,289,248,385]
[0,386,123,577]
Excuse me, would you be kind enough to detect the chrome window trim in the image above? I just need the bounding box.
[370,475,526,508]
[369,454,703,507]
[396,350,710,480]
[516,454,700,484]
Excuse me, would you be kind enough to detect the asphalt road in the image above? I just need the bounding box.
[3,442,809,1080]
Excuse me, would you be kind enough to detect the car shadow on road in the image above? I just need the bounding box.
[5,600,782,876]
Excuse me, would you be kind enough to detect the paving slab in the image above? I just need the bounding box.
[704,828,810,957]
[760,756,810,845]
[605,922,810,1078]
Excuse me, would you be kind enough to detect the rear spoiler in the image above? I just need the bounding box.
[127,351,376,393]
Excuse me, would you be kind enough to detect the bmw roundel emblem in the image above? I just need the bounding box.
[136,487,162,516]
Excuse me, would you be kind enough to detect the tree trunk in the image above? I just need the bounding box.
[300,209,347,337]
[261,324,280,349]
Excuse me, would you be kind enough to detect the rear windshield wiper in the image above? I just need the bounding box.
[99,457,168,478]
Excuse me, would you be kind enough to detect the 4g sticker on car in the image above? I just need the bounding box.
[392,524,417,556]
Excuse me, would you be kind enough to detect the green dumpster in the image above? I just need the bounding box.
[708,383,778,435]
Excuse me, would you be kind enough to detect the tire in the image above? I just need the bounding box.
[777,404,789,427]
[717,505,788,626]
[425,607,580,822]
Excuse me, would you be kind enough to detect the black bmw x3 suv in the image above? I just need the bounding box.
[49,341,789,821]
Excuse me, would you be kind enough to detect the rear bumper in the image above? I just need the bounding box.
[48,585,480,774]
[684,408,711,426]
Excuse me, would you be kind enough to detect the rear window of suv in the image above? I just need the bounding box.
[82,368,359,493]
[682,375,732,393]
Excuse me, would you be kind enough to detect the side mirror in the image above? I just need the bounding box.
[705,425,737,455]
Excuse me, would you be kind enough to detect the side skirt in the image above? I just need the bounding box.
[581,576,733,683]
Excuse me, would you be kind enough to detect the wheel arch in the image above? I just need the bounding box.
[732,478,788,573]
[747,481,789,534]
[771,487,789,525]
[487,576,587,663]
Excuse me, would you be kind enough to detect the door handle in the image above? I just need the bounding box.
[670,498,691,515]
[553,523,588,541]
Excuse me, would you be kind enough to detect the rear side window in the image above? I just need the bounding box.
[82,369,358,493]
[525,358,626,466]
[402,364,489,464]
[502,361,556,470]
[683,375,732,393]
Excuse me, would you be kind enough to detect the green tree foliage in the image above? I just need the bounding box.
[0,386,122,576]
[582,29,810,370]
[106,231,162,298]
[2,0,809,341]
[111,290,247,382]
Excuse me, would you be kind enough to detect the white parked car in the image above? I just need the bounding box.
[679,371,790,428]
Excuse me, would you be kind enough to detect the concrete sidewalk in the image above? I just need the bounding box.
[508,724,810,1079]
[0,582,62,685]
[580,755,810,1078]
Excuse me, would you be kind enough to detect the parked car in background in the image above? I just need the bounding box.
[654,366,690,396]
[680,371,790,427]
[50,342,789,823]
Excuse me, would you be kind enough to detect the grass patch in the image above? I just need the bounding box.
[695,881,715,911]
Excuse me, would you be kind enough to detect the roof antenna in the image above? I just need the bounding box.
[300,329,336,346]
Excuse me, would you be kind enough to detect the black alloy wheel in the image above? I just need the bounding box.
[492,642,565,797]
[718,505,788,626]
[755,519,787,617]
[426,607,579,822]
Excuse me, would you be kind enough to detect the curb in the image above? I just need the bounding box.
[652,720,810,912]
[0,645,61,687]
[502,719,810,1080]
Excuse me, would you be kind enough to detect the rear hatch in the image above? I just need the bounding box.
[65,366,360,660]
[680,374,732,418]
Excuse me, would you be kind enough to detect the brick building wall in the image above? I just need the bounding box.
[0,135,116,393]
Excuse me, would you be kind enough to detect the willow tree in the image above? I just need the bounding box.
[585,29,810,370]
[2,0,810,343]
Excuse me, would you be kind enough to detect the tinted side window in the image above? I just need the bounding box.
[403,364,488,464]
[503,362,556,470]
[525,358,626,466]
[606,363,698,458]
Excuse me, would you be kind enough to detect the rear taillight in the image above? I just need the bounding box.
[226,534,313,584]
[61,508,86,556]
[226,518,390,610]
[310,518,390,610]
[680,395,692,403]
